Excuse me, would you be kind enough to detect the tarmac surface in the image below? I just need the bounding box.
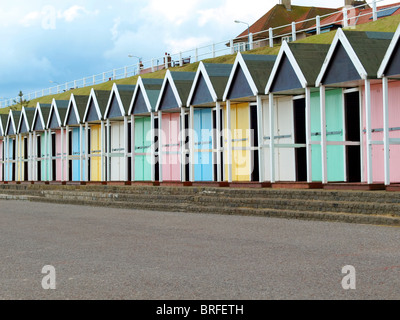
[0,200,399,300]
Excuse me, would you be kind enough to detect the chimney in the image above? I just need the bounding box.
[280,0,291,11]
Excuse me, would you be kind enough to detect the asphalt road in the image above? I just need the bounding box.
[0,200,399,300]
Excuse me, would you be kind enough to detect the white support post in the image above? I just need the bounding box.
[316,15,321,35]
[93,75,96,85]
[226,100,232,183]
[230,40,234,55]
[372,0,377,21]
[269,93,275,183]
[158,111,163,182]
[124,116,129,182]
[343,8,348,28]
[256,96,264,183]
[269,28,273,48]
[48,129,51,181]
[320,86,327,184]
[359,89,365,183]
[179,52,183,67]
[195,48,199,62]
[212,43,216,58]
[383,76,390,186]
[28,132,32,181]
[113,69,116,80]
[85,123,89,182]
[216,102,222,182]
[151,59,155,73]
[305,87,312,183]
[101,120,105,182]
[104,120,109,182]
[79,124,83,181]
[61,127,64,182]
[150,112,155,182]
[292,22,297,42]
[249,33,254,51]
[180,107,186,182]
[189,105,194,182]
[131,114,135,182]
[365,79,373,184]
[66,125,69,182]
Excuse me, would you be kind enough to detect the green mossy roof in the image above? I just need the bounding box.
[242,54,277,92]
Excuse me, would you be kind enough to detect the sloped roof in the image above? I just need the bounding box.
[0,114,7,136]
[243,54,277,92]
[314,2,400,31]
[73,95,90,122]
[235,4,337,41]
[18,107,36,133]
[52,100,69,126]
[115,84,136,114]
[204,63,233,99]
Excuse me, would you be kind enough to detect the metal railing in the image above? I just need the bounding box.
[1,0,392,108]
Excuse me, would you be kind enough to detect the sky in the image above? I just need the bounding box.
[0,0,397,102]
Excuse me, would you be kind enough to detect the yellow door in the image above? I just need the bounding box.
[225,103,250,181]
[91,125,101,181]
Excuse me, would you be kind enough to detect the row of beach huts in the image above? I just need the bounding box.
[2,26,400,188]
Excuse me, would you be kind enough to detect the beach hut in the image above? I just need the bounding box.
[16,106,36,181]
[104,84,136,182]
[31,103,52,182]
[265,42,330,184]
[82,89,110,182]
[4,110,21,181]
[63,94,88,182]
[0,114,7,181]
[316,29,394,185]
[46,99,69,182]
[155,71,196,182]
[128,77,164,182]
[186,62,233,182]
[378,24,400,186]
[222,53,276,183]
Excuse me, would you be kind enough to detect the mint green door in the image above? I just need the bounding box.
[311,89,345,182]
[40,133,49,181]
[134,117,152,181]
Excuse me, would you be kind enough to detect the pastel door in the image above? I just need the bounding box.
[162,113,181,181]
[40,133,49,181]
[135,117,152,181]
[17,137,24,181]
[7,139,14,181]
[71,128,86,181]
[275,97,295,181]
[90,125,101,181]
[311,89,345,182]
[226,103,250,181]
[110,123,125,181]
[194,109,213,181]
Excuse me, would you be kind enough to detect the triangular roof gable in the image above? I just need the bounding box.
[266,41,308,93]
[316,29,393,86]
[155,71,195,111]
[223,53,275,100]
[378,24,400,77]
[129,77,160,115]
[64,94,82,126]
[0,114,5,136]
[47,99,69,129]
[187,62,219,106]
[5,110,18,136]
[83,89,104,122]
[104,83,135,119]
[316,29,366,86]
[32,103,51,132]
[17,107,35,134]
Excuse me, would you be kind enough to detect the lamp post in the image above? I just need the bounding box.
[49,80,60,93]
[128,55,143,75]
[235,20,251,51]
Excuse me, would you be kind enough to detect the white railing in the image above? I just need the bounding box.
[1,0,392,108]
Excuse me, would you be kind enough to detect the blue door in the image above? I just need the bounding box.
[194,109,213,181]
[71,128,85,181]
[7,139,14,181]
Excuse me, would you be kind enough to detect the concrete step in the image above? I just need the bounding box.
[32,196,400,227]
[37,189,400,217]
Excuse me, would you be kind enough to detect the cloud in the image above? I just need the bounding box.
[58,5,99,23]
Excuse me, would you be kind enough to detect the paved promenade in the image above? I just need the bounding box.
[0,200,399,300]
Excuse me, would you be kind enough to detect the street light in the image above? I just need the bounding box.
[128,54,143,74]
[235,20,251,51]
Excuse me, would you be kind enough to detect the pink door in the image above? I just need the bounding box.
[162,113,181,181]
[55,130,68,181]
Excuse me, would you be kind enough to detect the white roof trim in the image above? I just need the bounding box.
[16,107,29,134]
[187,61,218,106]
[83,88,103,122]
[63,94,81,127]
[104,83,126,119]
[46,98,62,129]
[265,41,308,94]
[5,109,17,136]
[128,77,153,114]
[223,52,258,101]
[155,70,183,112]
[31,102,46,132]
[316,28,368,87]
[378,24,400,78]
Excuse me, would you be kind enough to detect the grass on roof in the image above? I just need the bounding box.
[3,13,400,114]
